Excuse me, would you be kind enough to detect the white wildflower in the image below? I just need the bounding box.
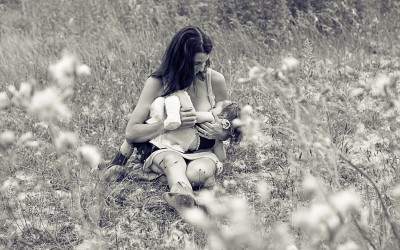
[30,87,71,122]
[286,244,298,250]
[337,241,359,250]
[76,64,91,76]
[228,197,248,223]
[55,131,78,151]
[0,130,15,148]
[350,88,364,98]
[281,57,299,72]
[302,175,319,196]
[330,190,361,215]
[19,82,33,100]
[78,145,101,171]
[256,180,270,202]
[0,92,10,109]
[17,132,33,146]
[183,207,210,228]
[7,85,17,96]
[223,179,237,189]
[391,184,400,198]
[370,75,392,97]
[25,140,39,148]
[1,177,20,192]
[248,66,263,79]
[49,53,77,88]
[241,105,253,116]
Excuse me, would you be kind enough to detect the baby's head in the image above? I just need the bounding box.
[216,101,242,142]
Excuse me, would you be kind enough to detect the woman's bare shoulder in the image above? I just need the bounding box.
[210,69,225,83]
[142,76,164,96]
[210,69,228,101]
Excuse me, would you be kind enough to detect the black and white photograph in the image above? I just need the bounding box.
[0,0,399,249]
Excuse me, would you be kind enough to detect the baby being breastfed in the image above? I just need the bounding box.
[146,90,240,153]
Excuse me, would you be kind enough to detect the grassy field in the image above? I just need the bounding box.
[1,0,400,249]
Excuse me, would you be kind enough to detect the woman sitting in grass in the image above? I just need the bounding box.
[101,26,239,214]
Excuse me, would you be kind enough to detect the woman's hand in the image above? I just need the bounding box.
[196,112,228,140]
[179,107,197,128]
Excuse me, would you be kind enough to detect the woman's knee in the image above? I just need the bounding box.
[160,153,185,174]
[186,159,216,185]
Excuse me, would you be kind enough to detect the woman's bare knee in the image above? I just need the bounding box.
[186,159,216,186]
[159,153,185,174]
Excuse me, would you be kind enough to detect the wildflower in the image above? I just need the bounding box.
[76,64,91,76]
[0,91,10,109]
[19,82,33,100]
[391,184,400,199]
[337,241,359,250]
[183,207,210,228]
[0,130,15,148]
[1,177,20,192]
[227,197,248,223]
[77,145,101,171]
[16,132,33,146]
[302,175,319,197]
[223,179,237,189]
[29,87,71,122]
[330,190,361,216]
[25,140,39,148]
[293,203,338,232]
[55,131,78,151]
[286,244,298,250]
[281,57,299,72]
[256,180,270,202]
[370,75,392,97]
[49,53,77,88]
[248,66,263,79]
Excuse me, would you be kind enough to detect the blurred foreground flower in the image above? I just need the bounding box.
[369,75,392,97]
[232,105,260,143]
[0,130,15,149]
[0,91,10,109]
[6,82,34,106]
[337,241,359,250]
[329,190,361,216]
[1,177,20,193]
[237,65,265,83]
[55,131,78,152]
[29,87,72,122]
[277,57,299,83]
[302,174,320,197]
[49,52,91,88]
[77,145,101,171]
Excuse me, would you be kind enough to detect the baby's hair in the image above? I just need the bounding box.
[218,102,242,143]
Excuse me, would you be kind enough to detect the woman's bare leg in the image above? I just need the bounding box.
[186,158,217,188]
[150,151,191,190]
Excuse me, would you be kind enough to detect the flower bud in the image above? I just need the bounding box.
[0,130,15,148]
[0,92,10,109]
[78,145,101,171]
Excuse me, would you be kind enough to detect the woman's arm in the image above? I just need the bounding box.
[125,77,165,143]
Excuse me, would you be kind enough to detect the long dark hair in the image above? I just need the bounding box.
[151,26,213,97]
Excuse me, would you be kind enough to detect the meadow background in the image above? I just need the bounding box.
[1,0,400,249]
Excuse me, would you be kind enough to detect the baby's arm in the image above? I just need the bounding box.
[195,100,227,123]
[196,111,215,123]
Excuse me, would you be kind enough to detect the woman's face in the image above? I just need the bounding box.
[194,53,209,74]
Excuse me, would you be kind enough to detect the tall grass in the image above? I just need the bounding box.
[1,0,400,249]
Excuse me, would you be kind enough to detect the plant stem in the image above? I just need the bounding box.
[338,151,400,247]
